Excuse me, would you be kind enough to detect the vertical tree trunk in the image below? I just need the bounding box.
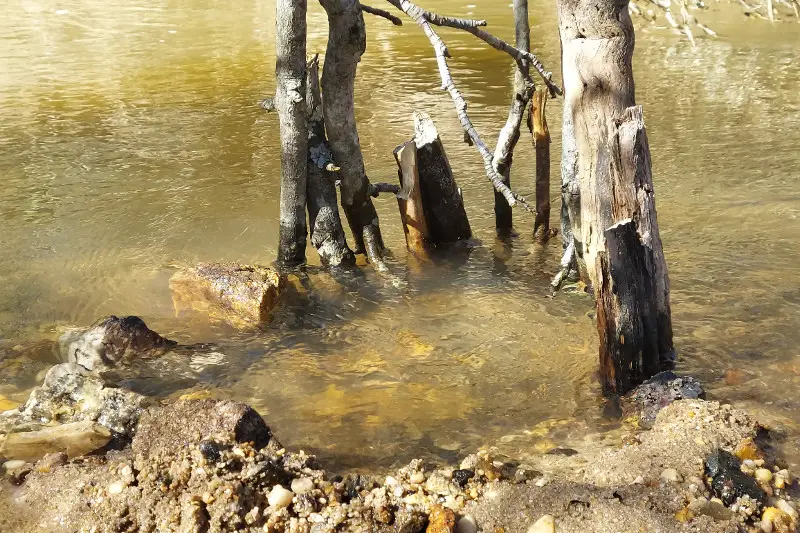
[558,0,673,393]
[305,56,356,267]
[558,93,581,281]
[319,0,385,265]
[492,0,533,237]
[275,0,308,267]
[531,89,551,242]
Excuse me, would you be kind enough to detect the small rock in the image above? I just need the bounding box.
[633,475,646,485]
[108,480,125,495]
[267,485,294,509]
[761,507,794,533]
[452,469,475,488]
[661,468,683,483]
[688,497,733,521]
[724,369,752,386]
[198,440,223,463]
[705,449,766,508]
[777,499,799,521]
[455,515,478,533]
[0,420,111,462]
[426,505,455,533]
[2,459,27,473]
[527,514,556,533]
[735,438,765,462]
[425,472,455,496]
[755,468,774,484]
[410,471,425,484]
[395,509,428,533]
[291,477,314,494]
[622,371,705,428]
[35,452,67,473]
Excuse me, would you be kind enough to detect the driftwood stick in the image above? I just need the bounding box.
[394,140,432,257]
[387,0,533,212]
[361,4,403,25]
[368,182,402,196]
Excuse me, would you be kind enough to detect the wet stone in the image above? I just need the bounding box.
[705,448,766,508]
[426,505,455,533]
[199,440,223,463]
[394,508,428,533]
[623,371,705,428]
[452,469,475,487]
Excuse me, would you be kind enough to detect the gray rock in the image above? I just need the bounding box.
[705,448,766,508]
[623,371,705,428]
[59,315,177,372]
[394,508,428,533]
[0,363,149,437]
[132,399,277,461]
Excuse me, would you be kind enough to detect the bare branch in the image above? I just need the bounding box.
[386,0,533,211]
[361,4,403,25]
[386,0,561,96]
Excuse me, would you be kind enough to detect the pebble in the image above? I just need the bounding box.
[108,481,125,495]
[291,477,314,494]
[3,460,27,472]
[633,475,645,485]
[527,514,556,533]
[409,471,425,484]
[661,468,683,483]
[761,507,793,533]
[755,468,774,484]
[268,485,294,509]
[776,499,798,521]
[456,515,478,533]
[535,477,549,487]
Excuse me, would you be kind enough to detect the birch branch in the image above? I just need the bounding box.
[386,0,534,211]
[385,0,561,96]
[361,4,403,25]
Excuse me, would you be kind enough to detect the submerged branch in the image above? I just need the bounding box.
[361,4,403,25]
[368,182,401,197]
[386,0,534,212]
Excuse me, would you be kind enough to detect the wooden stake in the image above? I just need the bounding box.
[531,89,551,243]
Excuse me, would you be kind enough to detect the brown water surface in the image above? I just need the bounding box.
[1,1,799,471]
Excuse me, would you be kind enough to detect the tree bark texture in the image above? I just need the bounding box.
[393,140,432,258]
[558,0,673,393]
[305,56,355,267]
[531,89,551,242]
[319,0,384,261]
[413,111,472,245]
[275,0,308,266]
[558,90,581,281]
[492,0,533,236]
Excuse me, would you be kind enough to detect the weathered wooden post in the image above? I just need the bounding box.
[392,112,471,253]
[557,0,673,394]
[531,89,551,242]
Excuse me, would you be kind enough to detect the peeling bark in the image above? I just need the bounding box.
[319,0,384,263]
[275,0,308,266]
[557,0,673,392]
[305,56,355,268]
[394,140,432,258]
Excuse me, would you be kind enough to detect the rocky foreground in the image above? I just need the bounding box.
[0,316,798,532]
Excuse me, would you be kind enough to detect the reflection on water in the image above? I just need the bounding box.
[1,1,799,471]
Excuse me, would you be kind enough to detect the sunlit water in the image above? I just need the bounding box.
[1,1,799,472]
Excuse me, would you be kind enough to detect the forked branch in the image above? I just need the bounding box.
[386,0,535,211]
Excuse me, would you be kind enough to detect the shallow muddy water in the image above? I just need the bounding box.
[1,1,799,471]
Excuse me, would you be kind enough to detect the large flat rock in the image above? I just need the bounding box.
[169,263,286,326]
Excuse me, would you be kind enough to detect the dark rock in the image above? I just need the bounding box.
[293,493,320,515]
[704,449,766,507]
[452,469,475,487]
[547,447,579,457]
[340,473,375,502]
[0,363,149,437]
[59,316,177,373]
[394,508,428,533]
[623,371,705,428]
[132,399,276,461]
[199,440,223,463]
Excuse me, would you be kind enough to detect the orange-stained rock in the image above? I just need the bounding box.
[426,505,456,533]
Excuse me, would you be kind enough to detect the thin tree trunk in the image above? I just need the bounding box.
[275,0,308,266]
[531,89,551,242]
[492,0,533,236]
[305,56,355,267]
[319,0,385,268]
[558,0,673,393]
